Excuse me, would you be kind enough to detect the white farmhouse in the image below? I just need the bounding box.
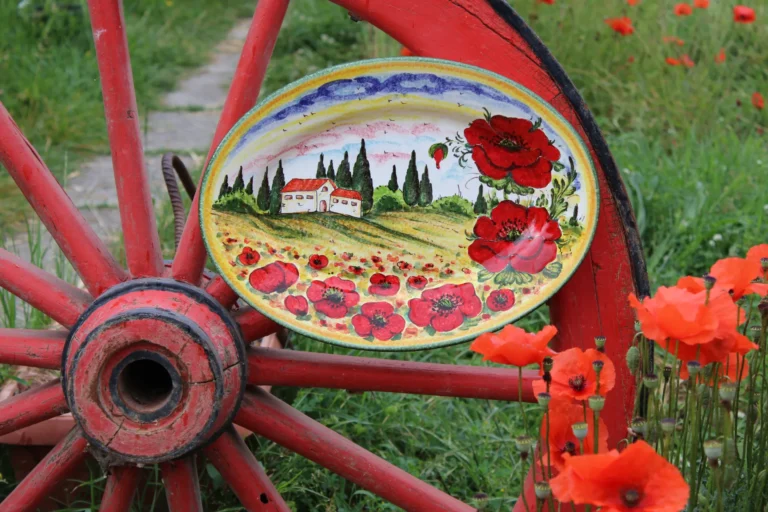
[279,178,362,218]
[329,189,362,218]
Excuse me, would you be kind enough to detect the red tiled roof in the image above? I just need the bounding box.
[282,178,336,192]
[331,188,362,200]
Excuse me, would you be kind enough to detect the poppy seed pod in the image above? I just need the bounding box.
[719,382,737,402]
[472,493,489,510]
[750,325,763,343]
[631,417,648,436]
[537,392,551,409]
[592,360,605,375]
[703,274,717,290]
[542,357,554,372]
[594,336,606,351]
[686,360,701,377]
[571,422,589,441]
[626,345,640,374]
[588,395,605,412]
[534,482,551,500]
[704,439,723,460]
[660,417,676,434]
[515,435,535,454]
[643,374,660,389]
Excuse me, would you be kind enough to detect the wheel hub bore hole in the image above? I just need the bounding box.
[117,358,174,413]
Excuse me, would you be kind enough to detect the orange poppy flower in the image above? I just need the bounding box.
[663,36,685,46]
[681,54,695,67]
[550,441,689,511]
[538,0,555,3]
[680,258,768,300]
[715,48,726,63]
[734,5,756,23]
[532,347,615,400]
[747,244,768,269]
[471,325,557,368]
[400,47,414,56]
[629,285,740,347]
[627,0,640,5]
[605,17,635,36]
[666,57,682,66]
[694,0,709,8]
[674,3,693,16]
[541,396,608,471]
[753,92,765,110]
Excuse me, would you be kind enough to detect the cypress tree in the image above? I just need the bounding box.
[418,165,433,206]
[327,160,336,182]
[388,165,398,192]
[336,151,352,188]
[256,168,270,210]
[473,185,488,215]
[218,175,231,199]
[268,161,286,215]
[245,176,254,195]
[315,153,327,178]
[352,139,368,190]
[232,166,245,193]
[402,150,420,206]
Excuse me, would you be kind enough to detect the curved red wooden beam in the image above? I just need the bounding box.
[0,329,65,369]
[205,275,240,309]
[161,457,204,512]
[100,466,142,512]
[234,307,280,342]
[247,347,537,402]
[0,380,69,437]
[203,427,290,511]
[236,387,475,511]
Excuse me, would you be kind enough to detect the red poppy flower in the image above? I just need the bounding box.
[347,265,365,276]
[734,5,756,23]
[662,36,685,46]
[538,0,555,4]
[532,347,616,401]
[225,237,238,244]
[308,254,328,270]
[307,276,360,318]
[341,252,352,261]
[468,201,562,274]
[715,48,726,63]
[627,0,640,5]
[423,263,436,272]
[681,54,695,67]
[408,283,482,332]
[369,273,400,296]
[486,289,516,312]
[747,244,768,269]
[693,0,709,8]
[442,268,455,277]
[397,261,413,271]
[605,17,635,36]
[753,92,765,110]
[463,115,560,188]
[351,302,406,341]
[238,247,260,266]
[550,441,689,512]
[666,57,682,66]
[249,261,299,294]
[471,324,556,367]
[284,295,309,317]
[674,3,693,15]
[400,46,414,56]
[371,255,382,264]
[542,396,609,471]
[407,275,428,290]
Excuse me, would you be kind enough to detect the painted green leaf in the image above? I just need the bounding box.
[425,325,437,336]
[542,261,563,279]
[477,269,495,282]
[493,268,533,286]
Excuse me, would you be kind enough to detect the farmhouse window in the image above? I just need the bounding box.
[322,187,328,191]
[306,195,313,199]
[351,201,357,206]
[285,195,292,199]
[333,199,339,203]
[296,195,304,199]
[342,200,348,205]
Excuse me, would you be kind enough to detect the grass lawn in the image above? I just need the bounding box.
[0,0,767,510]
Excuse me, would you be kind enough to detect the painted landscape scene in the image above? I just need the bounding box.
[201,60,598,349]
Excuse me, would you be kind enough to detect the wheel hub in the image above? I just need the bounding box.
[62,279,247,464]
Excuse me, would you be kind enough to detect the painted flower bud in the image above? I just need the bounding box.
[542,357,554,373]
[719,382,737,402]
[643,374,660,389]
[594,336,606,351]
[534,482,551,500]
[626,345,640,374]
[571,422,589,441]
[631,417,648,436]
[537,392,551,409]
[515,435,535,454]
[660,417,676,434]
[588,395,605,412]
[686,360,701,377]
[704,439,723,460]
[703,274,717,290]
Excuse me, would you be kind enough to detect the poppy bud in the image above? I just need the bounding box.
[687,361,701,377]
[534,482,551,500]
[594,336,606,351]
[571,422,589,441]
[719,382,737,402]
[472,493,489,510]
[588,395,605,412]
[537,392,551,409]
[626,345,640,374]
[663,365,672,381]
[704,439,723,461]
[515,435,535,455]
[631,417,648,436]
[643,374,660,389]
[660,417,676,434]
[543,357,554,372]
[592,360,605,375]
[751,325,763,343]
[703,274,717,290]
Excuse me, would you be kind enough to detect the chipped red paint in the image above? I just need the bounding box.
[234,307,280,342]
[161,457,204,512]
[100,466,142,512]
[0,380,68,437]
[0,329,65,369]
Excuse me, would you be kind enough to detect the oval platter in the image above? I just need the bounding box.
[200,58,599,351]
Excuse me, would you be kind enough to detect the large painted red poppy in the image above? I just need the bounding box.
[408,283,481,332]
[468,201,562,274]
[307,276,360,318]
[351,302,406,341]
[249,261,299,294]
[464,115,560,188]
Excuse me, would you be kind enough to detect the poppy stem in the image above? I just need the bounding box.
[593,410,600,454]
[520,461,531,512]
[545,410,552,480]
[518,367,529,433]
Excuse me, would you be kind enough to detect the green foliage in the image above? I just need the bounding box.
[256,169,271,211]
[402,150,420,206]
[231,166,245,193]
[327,159,336,181]
[372,186,408,213]
[428,195,475,217]
[418,165,433,206]
[245,176,254,195]
[569,204,580,227]
[335,151,352,188]
[218,175,230,200]
[474,185,488,215]
[315,153,326,178]
[388,164,399,192]
[212,189,260,215]
[269,160,286,215]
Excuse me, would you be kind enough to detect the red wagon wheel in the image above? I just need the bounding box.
[0,0,648,510]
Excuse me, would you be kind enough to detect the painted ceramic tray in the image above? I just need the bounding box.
[200,58,598,350]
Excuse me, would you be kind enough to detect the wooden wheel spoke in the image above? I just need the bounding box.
[205,275,239,309]
[0,248,91,328]
[0,380,69,437]
[161,456,204,512]
[236,388,474,511]
[0,104,128,296]
[0,329,65,369]
[0,428,88,511]
[203,427,290,511]
[100,466,142,512]
[172,0,290,285]
[235,307,279,342]
[87,0,164,278]
[247,347,538,402]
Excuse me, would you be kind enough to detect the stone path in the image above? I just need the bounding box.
[8,19,251,288]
